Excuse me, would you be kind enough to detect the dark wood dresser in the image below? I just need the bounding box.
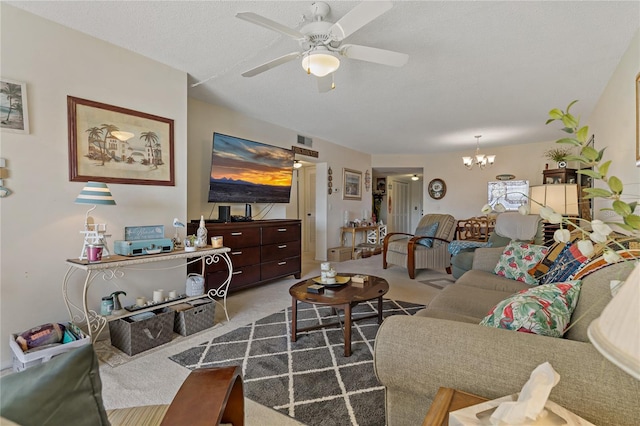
[187,219,301,293]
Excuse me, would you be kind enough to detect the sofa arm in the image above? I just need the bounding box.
[374,316,639,426]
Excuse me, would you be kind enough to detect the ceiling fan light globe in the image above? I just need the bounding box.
[301,53,340,77]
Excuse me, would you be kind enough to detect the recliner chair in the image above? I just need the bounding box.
[382,214,457,279]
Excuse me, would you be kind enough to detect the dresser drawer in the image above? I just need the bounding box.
[216,227,260,248]
[261,256,301,281]
[205,264,260,292]
[262,224,300,245]
[205,246,260,272]
[261,242,300,263]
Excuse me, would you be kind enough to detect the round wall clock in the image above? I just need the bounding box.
[428,178,446,200]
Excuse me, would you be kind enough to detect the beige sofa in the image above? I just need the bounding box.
[374,247,640,425]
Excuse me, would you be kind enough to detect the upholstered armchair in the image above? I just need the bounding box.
[0,344,244,426]
[382,214,457,279]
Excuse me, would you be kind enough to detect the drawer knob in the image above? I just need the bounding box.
[277,228,287,232]
[278,245,287,249]
[231,251,243,255]
[231,232,243,236]
[232,271,243,275]
[278,261,287,266]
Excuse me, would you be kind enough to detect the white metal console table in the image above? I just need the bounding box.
[63,246,232,342]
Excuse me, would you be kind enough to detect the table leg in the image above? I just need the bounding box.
[291,297,298,342]
[351,230,356,258]
[344,303,352,357]
[377,296,384,324]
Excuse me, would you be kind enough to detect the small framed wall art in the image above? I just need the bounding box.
[1,78,29,134]
[68,96,175,186]
[343,168,362,200]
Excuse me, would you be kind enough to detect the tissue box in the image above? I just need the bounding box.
[449,394,594,425]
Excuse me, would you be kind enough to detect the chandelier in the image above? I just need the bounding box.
[462,135,495,170]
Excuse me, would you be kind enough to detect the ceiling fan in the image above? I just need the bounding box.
[236,1,409,92]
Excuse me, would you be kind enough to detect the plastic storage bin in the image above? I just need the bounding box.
[9,333,90,372]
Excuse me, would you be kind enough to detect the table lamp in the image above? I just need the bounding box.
[529,184,579,216]
[587,262,640,379]
[75,181,116,259]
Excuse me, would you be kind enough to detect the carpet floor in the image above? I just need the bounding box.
[169,298,424,426]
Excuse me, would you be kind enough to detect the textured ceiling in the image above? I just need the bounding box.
[8,1,639,155]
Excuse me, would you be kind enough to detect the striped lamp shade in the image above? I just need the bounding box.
[75,181,116,205]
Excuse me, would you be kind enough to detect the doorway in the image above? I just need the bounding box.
[302,165,316,256]
[372,168,423,233]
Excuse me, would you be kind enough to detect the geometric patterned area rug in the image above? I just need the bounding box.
[418,277,456,290]
[169,299,424,426]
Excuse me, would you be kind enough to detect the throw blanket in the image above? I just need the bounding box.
[495,213,540,241]
[449,240,491,256]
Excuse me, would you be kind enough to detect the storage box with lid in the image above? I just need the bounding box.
[358,243,382,255]
[327,247,352,262]
[172,299,215,336]
[108,307,175,356]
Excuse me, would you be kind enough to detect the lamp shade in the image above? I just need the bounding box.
[588,262,640,379]
[529,184,578,216]
[75,182,116,205]
[301,50,340,77]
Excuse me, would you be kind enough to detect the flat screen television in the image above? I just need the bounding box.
[208,133,295,203]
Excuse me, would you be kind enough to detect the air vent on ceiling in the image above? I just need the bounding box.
[297,135,313,147]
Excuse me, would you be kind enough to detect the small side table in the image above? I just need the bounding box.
[422,387,488,426]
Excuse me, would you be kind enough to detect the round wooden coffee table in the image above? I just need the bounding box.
[289,273,389,357]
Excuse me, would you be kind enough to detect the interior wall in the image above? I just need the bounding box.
[587,29,640,220]
[0,5,188,368]
[373,140,560,221]
[186,98,373,257]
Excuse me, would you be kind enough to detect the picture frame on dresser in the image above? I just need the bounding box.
[67,96,175,186]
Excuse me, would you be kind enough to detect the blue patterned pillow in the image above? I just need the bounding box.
[540,244,589,285]
[415,222,439,247]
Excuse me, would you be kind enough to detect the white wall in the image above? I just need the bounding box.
[0,5,188,368]
[588,29,640,220]
[186,98,373,256]
[372,140,560,221]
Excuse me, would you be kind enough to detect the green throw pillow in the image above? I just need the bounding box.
[479,281,582,337]
[0,344,109,426]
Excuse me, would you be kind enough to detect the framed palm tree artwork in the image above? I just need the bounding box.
[1,78,29,134]
[67,96,174,186]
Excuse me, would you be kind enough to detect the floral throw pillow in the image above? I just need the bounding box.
[493,241,549,285]
[415,222,438,248]
[479,281,582,337]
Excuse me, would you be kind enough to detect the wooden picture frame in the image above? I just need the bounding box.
[68,96,175,186]
[636,72,640,167]
[343,168,362,200]
[1,78,29,134]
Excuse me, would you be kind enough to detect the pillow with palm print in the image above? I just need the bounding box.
[479,280,582,337]
[494,241,549,285]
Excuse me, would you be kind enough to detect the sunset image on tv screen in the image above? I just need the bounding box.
[209,133,294,203]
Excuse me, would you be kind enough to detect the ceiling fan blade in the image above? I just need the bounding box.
[317,74,335,93]
[242,52,300,77]
[236,12,306,40]
[329,1,393,40]
[341,44,408,67]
